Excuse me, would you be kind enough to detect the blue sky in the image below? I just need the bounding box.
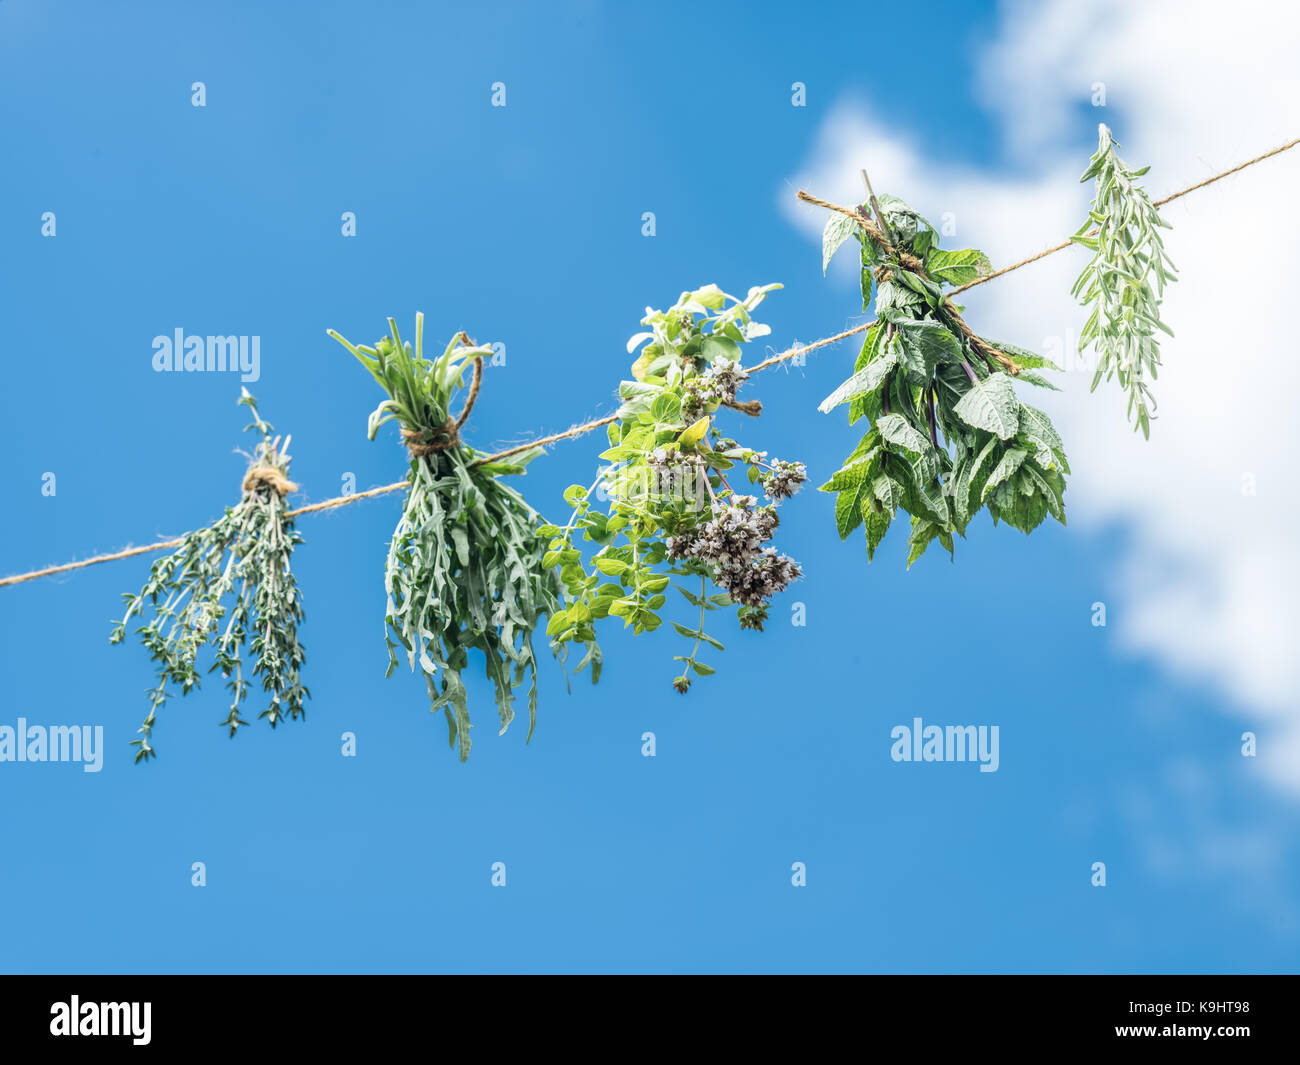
[1,0,1297,974]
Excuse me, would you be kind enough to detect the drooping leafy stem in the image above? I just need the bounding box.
[329,316,593,761]
[110,389,308,762]
[1072,123,1177,438]
[819,190,1070,565]
[543,284,807,691]
[670,574,732,691]
[672,575,710,689]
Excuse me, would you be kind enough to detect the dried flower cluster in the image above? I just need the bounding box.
[683,357,748,420]
[666,495,800,615]
[761,458,807,501]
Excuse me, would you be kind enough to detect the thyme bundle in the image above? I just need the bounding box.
[329,317,585,761]
[819,192,1069,564]
[544,284,806,692]
[1072,123,1177,438]
[110,390,307,761]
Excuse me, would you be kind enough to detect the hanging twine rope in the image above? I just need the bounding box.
[3,134,1297,590]
[1,464,303,588]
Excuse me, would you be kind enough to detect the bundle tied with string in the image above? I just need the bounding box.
[811,177,1069,566]
[110,390,308,762]
[399,345,483,457]
[329,315,593,762]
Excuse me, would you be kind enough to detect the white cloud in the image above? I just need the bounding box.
[782,0,1300,794]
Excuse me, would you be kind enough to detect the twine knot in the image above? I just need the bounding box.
[242,466,298,497]
[403,351,484,459]
[402,422,460,456]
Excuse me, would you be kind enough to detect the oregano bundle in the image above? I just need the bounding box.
[820,195,1069,564]
[330,317,587,761]
[544,284,806,692]
[110,390,307,761]
[1072,123,1178,438]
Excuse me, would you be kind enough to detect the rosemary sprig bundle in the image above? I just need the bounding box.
[329,316,584,761]
[820,193,1069,564]
[544,284,806,692]
[1072,123,1178,438]
[110,390,307,762]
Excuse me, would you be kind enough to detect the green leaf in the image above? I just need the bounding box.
[902,461,950,526]
[451,526,470,567]
[650,393,682,425]
[875,413,932,455]
[906,518,939,568]
[876,279,925,314]
[822,212,860,274]
[893,319,963,383]
[835,485,866,539]
[982,448,1028,502]
[678,417,710,449]
[980,340,1061,371]
[820,455,878,494]
[692,284,727,310]
[678,585,703,607]
[953,373,1020,439]
[701,335,742,363]
[818,346,898,413]
[924,247,992,286]
[1018,403,1070,473]
[872,474,904,515]
[1015,370,1061,391]
[954,436,998,529]
[1021,461,1066,522]
[863,503,890,562]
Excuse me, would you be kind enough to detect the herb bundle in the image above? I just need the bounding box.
[329,317,583,761]
[1072,123,1177,438]
[819,194,1069,565]
[110,390,307,761]
[543,284,806,692]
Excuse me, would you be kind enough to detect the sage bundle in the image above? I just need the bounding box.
[1072,123,1177,438]
[329,317,585,761]
[544,284,806,692]
[819,193,1068,564]
[110,390,307,761]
